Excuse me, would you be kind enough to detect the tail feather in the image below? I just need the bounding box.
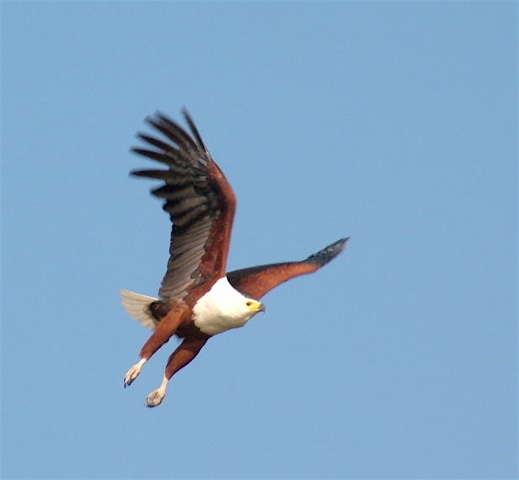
[120,289,159,330]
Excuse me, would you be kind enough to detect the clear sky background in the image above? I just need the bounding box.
[1,2,517,479]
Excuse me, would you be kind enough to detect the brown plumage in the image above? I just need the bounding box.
[122,109,348,407]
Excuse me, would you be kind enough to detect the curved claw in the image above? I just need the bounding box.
[123,359,146,387]
[145,377,169,407]
[145,389,166,408]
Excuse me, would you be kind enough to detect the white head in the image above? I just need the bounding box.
[193,277,266,336]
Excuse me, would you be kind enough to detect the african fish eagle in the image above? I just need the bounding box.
[122,109,348,407]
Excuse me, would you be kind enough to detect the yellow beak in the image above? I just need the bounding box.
[247,300,266,313]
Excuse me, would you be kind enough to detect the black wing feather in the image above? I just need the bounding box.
[131,110,222,300]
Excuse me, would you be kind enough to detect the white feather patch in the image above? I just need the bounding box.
[120,289,159,330]
[192,277,256,336]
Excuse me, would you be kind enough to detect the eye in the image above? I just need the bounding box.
[246,301,253,307]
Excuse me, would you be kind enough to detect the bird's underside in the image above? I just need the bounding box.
[122,109,348,407]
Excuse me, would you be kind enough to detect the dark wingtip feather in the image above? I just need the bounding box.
[305,237,349,266]
[181,107,209,153]
[131,169,172,180]
[130,147,168,163]
[142,111,199,152]
[136,133,173,152]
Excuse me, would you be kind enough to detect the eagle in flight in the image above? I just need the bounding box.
[122,109,348,407]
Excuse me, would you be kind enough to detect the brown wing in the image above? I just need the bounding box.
[227,238,348,299]
[131,109,236,301]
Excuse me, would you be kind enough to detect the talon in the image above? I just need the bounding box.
[145,389,166,408]
[145,377,168,407]
[123,359,146,387]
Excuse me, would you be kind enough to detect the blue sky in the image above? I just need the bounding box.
[1,2,517,479]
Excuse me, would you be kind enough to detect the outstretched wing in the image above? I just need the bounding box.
[131,109,237,301]
[227,238,348,299]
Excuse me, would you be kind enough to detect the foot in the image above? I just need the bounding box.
[145,376,169,407]
[123,358,146,387]
[145,388,166,408]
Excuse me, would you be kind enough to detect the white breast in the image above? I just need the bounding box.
[193,277,256,336]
